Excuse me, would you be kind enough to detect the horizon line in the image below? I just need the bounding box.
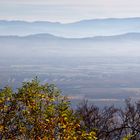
[0,32,140,40]
[0,17,140,24]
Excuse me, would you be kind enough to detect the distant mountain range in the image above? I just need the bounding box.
[0,32,140,59]
[1,17,140,59]
[0,17,140,38]
[0,32,140,42]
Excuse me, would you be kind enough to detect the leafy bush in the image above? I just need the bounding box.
[0,79,97,140]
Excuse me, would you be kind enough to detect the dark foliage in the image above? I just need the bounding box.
[76,100,140,140]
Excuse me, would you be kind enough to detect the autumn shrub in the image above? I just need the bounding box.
[0,79,97,140]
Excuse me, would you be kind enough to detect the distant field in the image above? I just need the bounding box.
[0,57,140,107]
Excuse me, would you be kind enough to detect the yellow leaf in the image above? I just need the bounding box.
[0,125,4,131]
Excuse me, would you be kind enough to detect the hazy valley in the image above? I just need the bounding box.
[0,28,140,106]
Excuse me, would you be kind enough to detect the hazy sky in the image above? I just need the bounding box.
[0,0,140,22]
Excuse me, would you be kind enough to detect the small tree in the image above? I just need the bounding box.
[0,79,97,140]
